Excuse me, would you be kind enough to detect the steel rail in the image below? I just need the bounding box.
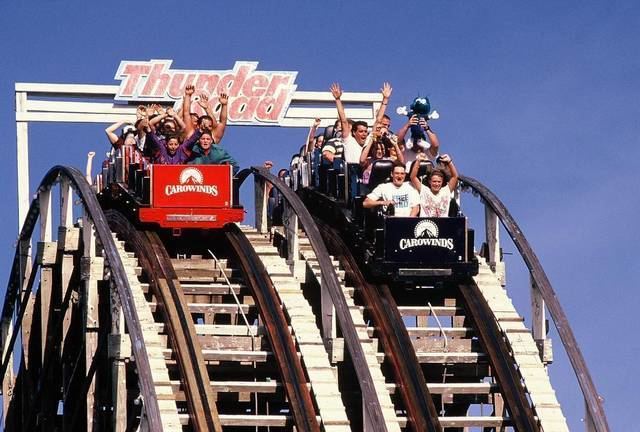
[316,219,442,432]
[237,167,388,431]
[457,282,540,431]
[0,166,163,430]
[459,175,610,431]
[224,224,320,432]
[105,210,222,432]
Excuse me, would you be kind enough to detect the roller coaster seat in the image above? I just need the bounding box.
[323,125,337,140]
[412,160,434,180]
[368,159,394,191]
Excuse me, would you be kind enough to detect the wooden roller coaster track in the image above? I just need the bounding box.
[0,166,608,431]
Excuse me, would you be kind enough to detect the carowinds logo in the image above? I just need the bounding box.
[399,219,454,250]
[165,167,219,196]
[414,220,439,238]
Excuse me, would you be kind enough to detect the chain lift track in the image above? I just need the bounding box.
[0,165,609,431]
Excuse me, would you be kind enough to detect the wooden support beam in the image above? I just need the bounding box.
[110,293,127,432]
[284,202,299,266]
[81,215,102,431]
[530,274,547,362]
[254,176,268,233]
[484,204,506,286]
[484,205,498,265]
[39,189,53,243]
[59,179,74,229]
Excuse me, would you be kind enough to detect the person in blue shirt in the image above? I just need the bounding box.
[185,129,239,174]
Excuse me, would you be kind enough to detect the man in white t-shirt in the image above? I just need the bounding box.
[330,83,369,164]
[363,160,420,217]
[409,153,459,217]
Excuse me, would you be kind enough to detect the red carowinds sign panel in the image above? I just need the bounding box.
[152,165,232,208]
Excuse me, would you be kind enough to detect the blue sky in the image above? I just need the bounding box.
[1,1,638,429]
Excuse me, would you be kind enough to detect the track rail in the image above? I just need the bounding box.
[106,210,221,432]
[316,219,442,432]
[460,175,610,431]
[457,282,540,431]
[0,166,164,430]
[224,224,320,432]
[238,166,389,431]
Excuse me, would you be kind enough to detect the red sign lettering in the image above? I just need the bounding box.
[114,60,298,125]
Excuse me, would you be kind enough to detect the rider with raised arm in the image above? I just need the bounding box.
[182,85,228,144]
[410,153,458,217]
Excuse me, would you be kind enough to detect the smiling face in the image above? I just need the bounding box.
[165,137,179,155]
[354,125,368,144]
[391,166,406,187]
[429,172,444,193]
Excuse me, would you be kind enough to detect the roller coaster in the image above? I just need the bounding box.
[2,79,609,431]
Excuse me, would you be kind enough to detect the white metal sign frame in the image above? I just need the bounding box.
[15,81,382,229]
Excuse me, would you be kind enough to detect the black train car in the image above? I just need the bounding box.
[293,150,478,283]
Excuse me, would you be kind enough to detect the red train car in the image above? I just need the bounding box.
[97,147,244,230]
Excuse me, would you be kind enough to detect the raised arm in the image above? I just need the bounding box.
[182,129,203,155]
[167,107,185,131]
[149,105,168,129]
[305,118,321,154]
[397,115,419,144]
[196,93,220,129]
[374,82,392,125]
[390,135,405,164]
[421,118,440,156]
[182,85,196,137]
[409,154,423,191]
[213,93,229,143]
[330,83,349,139]
[359,133,374,166]
[439,154,458,191]
[105,120,126,145]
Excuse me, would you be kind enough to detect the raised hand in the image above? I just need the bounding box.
[136,105,147,119]
[313,118,321,128]
[439,154,451,164]
[219,93,229,106]
[381,82,392,99]
[330,83,342,100]
[151,104,164,115]
[185,85,195,97]
[166,107,176,117]
[197,93,209,109]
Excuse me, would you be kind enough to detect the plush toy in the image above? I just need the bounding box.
[396,97,439,150]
